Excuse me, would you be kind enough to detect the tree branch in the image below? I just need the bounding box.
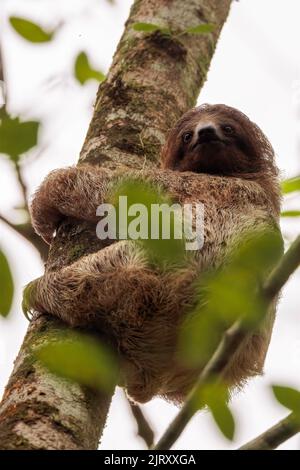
[0,214,48,261]
[0,213,17,232]
[154,321,246,450]
[154,234,300,450]
[126,396,155,448]
[239,413,300,450]
[0,0,233,450]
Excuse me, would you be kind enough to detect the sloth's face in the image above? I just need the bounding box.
[169,114,259,175]
[162,105,274,177]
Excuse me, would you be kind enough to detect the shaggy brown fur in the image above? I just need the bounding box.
[27,104,282,403]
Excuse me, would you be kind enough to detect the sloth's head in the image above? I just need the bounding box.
[161,104,278,179]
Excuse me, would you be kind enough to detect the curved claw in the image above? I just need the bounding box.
[22,279,39,322]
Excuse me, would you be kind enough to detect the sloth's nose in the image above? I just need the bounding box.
[198,126,217,140]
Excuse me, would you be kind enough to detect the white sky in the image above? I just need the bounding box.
[0,0,300,450]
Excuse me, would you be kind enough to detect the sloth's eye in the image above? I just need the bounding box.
[223,125,235,135]
[182,132,193,143]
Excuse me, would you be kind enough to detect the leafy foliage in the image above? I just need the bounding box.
[272,385,300,418]
[191,382,235,440]
[180,230,283,366]
[109,178,186,266]
[0,109,39,161]
[9,17,55,43]
[36,332,118,392]
[281,210,300,218]
[74,52,105,85]
[281,177,300,195]
[0,249,14,317]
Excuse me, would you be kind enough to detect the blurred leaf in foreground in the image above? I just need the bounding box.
[272,385,300,419]
[0,249,14,317]
[281,177,300,195]
[74,52,105,85]
[108,178,186,266]
[191,382,235,440]
[0,109,39,161]
[281,210,300,218]
[9,17,55,43]
[180,229,283,366]
[36,332,118,392]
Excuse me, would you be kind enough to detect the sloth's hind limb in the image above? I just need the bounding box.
[23,241,162,330]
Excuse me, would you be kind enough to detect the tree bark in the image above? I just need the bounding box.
[239,413,300,450]
[0,0,232,450]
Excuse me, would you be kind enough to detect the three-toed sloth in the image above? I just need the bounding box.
[26,104,282,404]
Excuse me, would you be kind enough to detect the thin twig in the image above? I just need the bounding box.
[154,321,246,450]
[0,39,7,106]
[0,213,17,232]
[0,213,48,260]
[126,395,155,448]
[239,413,300,450]
[15,162,29,210]
[154,235,300,450]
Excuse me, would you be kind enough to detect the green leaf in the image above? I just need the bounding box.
[281,177,300,195]
[132,22,161,32]
[192,383,235,440]
[180,229,283,366]
[185,23,216,35]
[0,249,14,317]
[74,52,105,85]
[36,333,118,392]
[9,17,55,43]
[281,210,300,217]
[132,22,171,35]
[0,111,39,161]
[209,400,235,441]
[230,229,284,276]
[272,385,300,415]
[109,178,186,266]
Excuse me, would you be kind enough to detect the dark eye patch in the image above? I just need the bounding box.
[235,135,251,155]
[222,124,235,135]
[182,132,193,144]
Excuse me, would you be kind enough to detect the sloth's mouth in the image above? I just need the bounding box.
[193,136,225,149]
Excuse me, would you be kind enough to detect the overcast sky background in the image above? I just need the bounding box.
[0,0,299,450]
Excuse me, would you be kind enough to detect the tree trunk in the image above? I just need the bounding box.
[0,0,232,450]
